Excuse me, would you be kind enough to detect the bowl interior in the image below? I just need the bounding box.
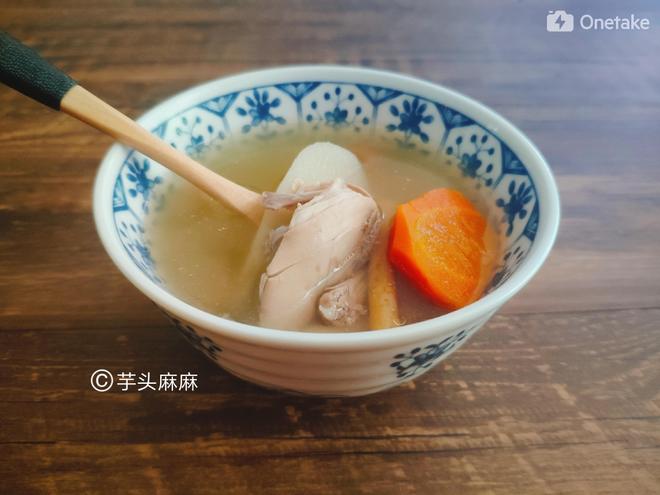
[102,67,549,337]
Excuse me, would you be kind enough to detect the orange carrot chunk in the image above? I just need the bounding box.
[388,188,487,310]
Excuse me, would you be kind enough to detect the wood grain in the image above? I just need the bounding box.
[1,0,659,493]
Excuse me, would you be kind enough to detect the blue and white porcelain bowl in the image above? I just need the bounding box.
[93,66,560,396]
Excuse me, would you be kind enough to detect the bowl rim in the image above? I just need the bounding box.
[93,64,560,352]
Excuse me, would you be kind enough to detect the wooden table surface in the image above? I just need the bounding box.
[2,1,659,493]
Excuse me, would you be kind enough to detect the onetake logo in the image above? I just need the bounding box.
[547,10,651,32]
[547,10,574,32]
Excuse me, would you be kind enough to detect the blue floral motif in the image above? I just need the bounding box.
[166,315,223,363]
[152,122,168,139]
[199,93,238,135]
[488,269,508,291]
[200,93,238,118]
[306,86,369,131]
[236,89,286,135]
[276,82,320,119]
[356,85,402,129]
[446,133,496,188]
[173,115,225,156]
[126,157,162,213]
[437,104,474,130]
[499,143,527,177]
[357,85,401,106]
[391,330,469,379]
[113,177,128,212]
[497,180,534,236]
[276,82,321,101]
[436,103,474,148]
[386,97,434,148]
[117,220,161,284]
[523,203,539,240]
[488,244,525,292]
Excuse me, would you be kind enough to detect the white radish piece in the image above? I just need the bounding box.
[275,142,369,193]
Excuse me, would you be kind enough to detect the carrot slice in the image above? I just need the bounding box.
[388,188,487,310]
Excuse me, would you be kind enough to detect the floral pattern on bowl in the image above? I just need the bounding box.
[110,80,539,297]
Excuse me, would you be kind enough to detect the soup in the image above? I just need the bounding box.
[146,130,500,332]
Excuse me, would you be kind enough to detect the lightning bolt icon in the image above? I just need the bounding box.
[555,14,565,29]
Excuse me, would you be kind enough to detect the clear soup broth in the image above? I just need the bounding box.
[146,131,501,332]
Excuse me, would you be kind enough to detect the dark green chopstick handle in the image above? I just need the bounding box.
[0,31,76,110]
